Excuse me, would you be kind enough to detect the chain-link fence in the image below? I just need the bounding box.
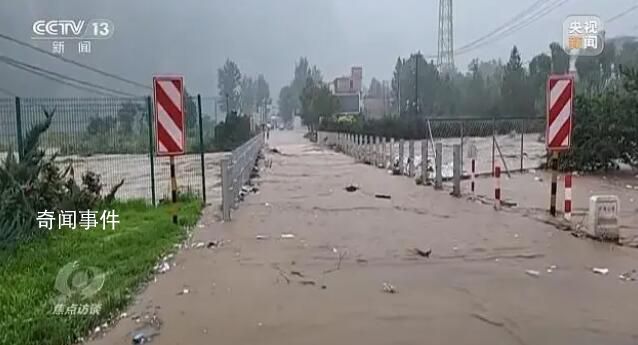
[0,95,257,207]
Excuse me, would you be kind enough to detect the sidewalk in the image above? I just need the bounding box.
[90,130,638,345]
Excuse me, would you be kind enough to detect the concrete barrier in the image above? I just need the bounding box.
[587,195,620,241]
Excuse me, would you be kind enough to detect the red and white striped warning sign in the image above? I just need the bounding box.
[153,76,185,156]
[546,75,574,151]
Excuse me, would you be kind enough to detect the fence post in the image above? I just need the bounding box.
[520,119,525,171]
[421,140,428,184]
[221,155,231,221]
[492,116,496,176]
[435,142,443,190]
[197,95,207,204]
[399,139,405,174]
[408,140,415,177]
[390,138,395,166]
[452,144,461,197]
[14,97,23,160]
[460,121,464,175]
[381,137,387,168]
[146,96,157,207]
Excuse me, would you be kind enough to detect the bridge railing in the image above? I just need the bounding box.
[220,133,265,221]
[317,116,545,180]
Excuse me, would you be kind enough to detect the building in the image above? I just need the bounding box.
[332,66,363,114]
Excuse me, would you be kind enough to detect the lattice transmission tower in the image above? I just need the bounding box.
[437,0,455,75]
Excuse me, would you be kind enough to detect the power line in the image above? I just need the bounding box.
[456,0,571,56]
[0,55,138,97]
[0,32,151,90]
[606,3,638,23]
[0,58,129,97]
[455,0,554,53]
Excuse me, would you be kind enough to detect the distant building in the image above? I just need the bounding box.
[332,66,363,113]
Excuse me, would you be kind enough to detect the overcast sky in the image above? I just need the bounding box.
[0,0,636,99]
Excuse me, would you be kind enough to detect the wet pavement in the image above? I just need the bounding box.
[88,130,638,345]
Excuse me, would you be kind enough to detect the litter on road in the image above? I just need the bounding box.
[592,267,609,275]
[132,332,149,344]
[525,270,541,277]
[344,184,359,192]
[382,282,397,294]
[412,248,432,258]
[619,270,637,281]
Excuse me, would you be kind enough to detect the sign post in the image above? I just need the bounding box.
[546,74,574,216]
[153,76,186,224]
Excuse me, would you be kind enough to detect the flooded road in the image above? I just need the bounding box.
[88,130,638,345]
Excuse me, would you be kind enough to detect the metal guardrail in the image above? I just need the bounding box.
[220,133,265,221]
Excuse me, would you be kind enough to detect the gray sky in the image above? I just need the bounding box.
[0,0,636,98]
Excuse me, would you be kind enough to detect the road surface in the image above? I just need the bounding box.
[89,130,638,345]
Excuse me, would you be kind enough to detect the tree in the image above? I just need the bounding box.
[256,74,270,108]
[117,101,142,135]
[299,78,339,133]
[278,86,295,123]
[550,42,569,74]
[368,78,383,98]
[501,46,533,117]
[240,76,256,114]
[184,89,198,132]
[217,59,241,113]
[529,53,552,115]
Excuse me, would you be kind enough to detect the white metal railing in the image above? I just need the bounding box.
[220,133,265,221]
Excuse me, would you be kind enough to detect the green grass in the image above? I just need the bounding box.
[0,199,202,345]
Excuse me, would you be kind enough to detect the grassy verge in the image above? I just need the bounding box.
[0,199,202,345]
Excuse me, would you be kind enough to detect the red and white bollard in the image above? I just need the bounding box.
[494,166,501,210]
[564,173,572,221]
[471,159,476,194]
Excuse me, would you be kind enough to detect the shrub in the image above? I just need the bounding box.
[0,108,123,249]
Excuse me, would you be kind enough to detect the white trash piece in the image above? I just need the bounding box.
[587,195,620,241]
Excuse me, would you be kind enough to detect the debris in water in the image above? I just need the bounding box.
[290,271,304,278]
[514,234,519,238]
[382,282,397,294]
[207,241,220,248]
[321,285,327,289]
[177,288,190,295]
[132,332,149,344]
[534,177,543,182]
[529,169,537,174]
[356,258,368,264]
[344,184,359,192]
[299,280,316,286]
[375,194,392,199]
[525,270,540,277]
[626,185,633,189]
[120,312,128,319]
[281,233,295,239]
[547,265,557,273]
[192,242,205,249]
[269,148,281,154]
[265,202,270,207]
[256,235,269,240]
[592,267,609,275]
[94,326,101,333]
[412,248,432,258]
